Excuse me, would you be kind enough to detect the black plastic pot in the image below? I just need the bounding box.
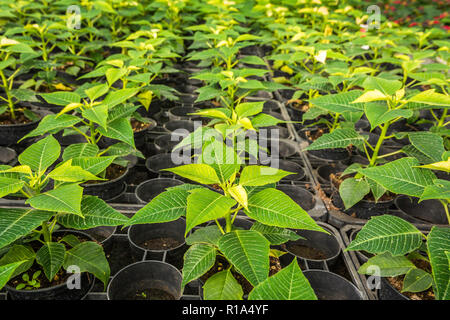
[168,106,199,121]
[154,134,181,153]
[163,120,197,134]
[133,118,157,150]
[216,216,253,230]
[379,277,408,300]
[349,229,372,264]
[280,227,341,269]
[303,270,363,300]
[316,163,346,185]
[107,261,183,300]
[0,109,43,147]
[83,226,117,253]
[145,153,180,178]
[82,166,129,201]
[277,159,306,182]
[56,133,87,146]
[259,138,298,160]
[276,185,316,211]
[135,178,184,203]
[5,230,95,300]
[128,218,187,269]
[395,195,448,225]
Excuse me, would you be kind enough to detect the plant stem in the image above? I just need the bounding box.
[41,221,51,243]
[440,200,450,225]
[0,70,15,120]
[437,109,448,127]
[369,123,390,167]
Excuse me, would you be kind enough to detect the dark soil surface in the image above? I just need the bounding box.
[134,288,175,300]
[286,244,327,260]
[131,119,152,133]
[84,164,126,184]
[0,111,33,125]
[137,237,182,250]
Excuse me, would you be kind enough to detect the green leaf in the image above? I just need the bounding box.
[359,158,436,198]
[367,178,386,202]
[58,196,128,229]
[402,268,433,293]
[186,188,237,235]
[71,156,116,176]
[97,118,135,147]
[0,177,25,197]
[203,270,243,300]
[185,225,222,246]
[48,160,102,182]
[359,252,415,277]
[21,114,81,140]
[251,113,285,128]
[250,222,302,245]
[82,104,108,129]
[125,185,201,226]
[101,88,139,109]
[249,259,317,300]
[26,184,83,216]
[164,164,220,185]
[306,128,364,151]
[309,91,365,113]
[39,92,81,106]
[247,188,326,232]
[239,166,293,186]
[240,55,266,65]
[364,103,413,130]
[427,227,450,300]
[347,215,423,256]
[62,144,99,161]
[408,89,450,108]
[36,242,65,281]
[236,101,264,118]
[420,179,450,201]
[195,87,224,102]
[63,241,110,288]
[18,135,60,175]
[0,261,27,290]
[0,208,53,249]
[218,230,270,286]
[85,84,109,101]
[362,77,402,96]
[339,177,370,209]
[181,244,216,288]
[409,132,445,163]
[198,139,241,183]
[0,245,35,278]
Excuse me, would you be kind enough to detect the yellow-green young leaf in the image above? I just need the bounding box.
[0,261,27,290]
[237,117,256,131]
[402,268,433,293]
[359,252,415,277]
[0,177,25,197]
[249,260,317,300]
[138,90,153,111]
[57,103,83,116]
[235,101,264,118]
[62,144,99,162]
[218,230,270,287]
[239,166,293,186]
[346,215,423,256]
[185,188,236,235]
[85,84,109,101]
[427,227,450,300]
[193,109,229,120]
[82,104,108,129]
[0,165,32,175]
[105,59,123,68]
[203,270,243,300]
[417,159,450,173]
[26,184,84,217]
[105,67,127,86]
[181,244,216,289]
[228,185,248,209]
[48,160,103,183]
[352,90,387,103]
[164,164,220,185]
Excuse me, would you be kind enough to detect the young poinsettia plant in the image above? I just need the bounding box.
[0,135,129,291]
[347,214,450,300]
[305,76,449,211]
[19,85,144,176]
[125,138,324,300]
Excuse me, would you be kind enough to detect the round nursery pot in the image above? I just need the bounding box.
[277,159,306,182]
[276,185,316,211]
[262,99,281,113]
[107,261,183,300]
[316,163,346,186]
[57,133,87,146]
[83,226,117,253]
[128,218,187,269]
[259,138,298,160]
[82,166,129,201]
[163,120,196,134]
[168,106,199,121]
[330,175,394,219]
[379,277,408,300]
[0,147,17,166]
[395,195,448,225]
[132,118,157,150]
[280,227,341,270]
[0,109,43,147]
[5,230,95,300]
[135,178,183,204]
[145,153,179,178]
[303,270,363,300]
[154,134,181,153]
